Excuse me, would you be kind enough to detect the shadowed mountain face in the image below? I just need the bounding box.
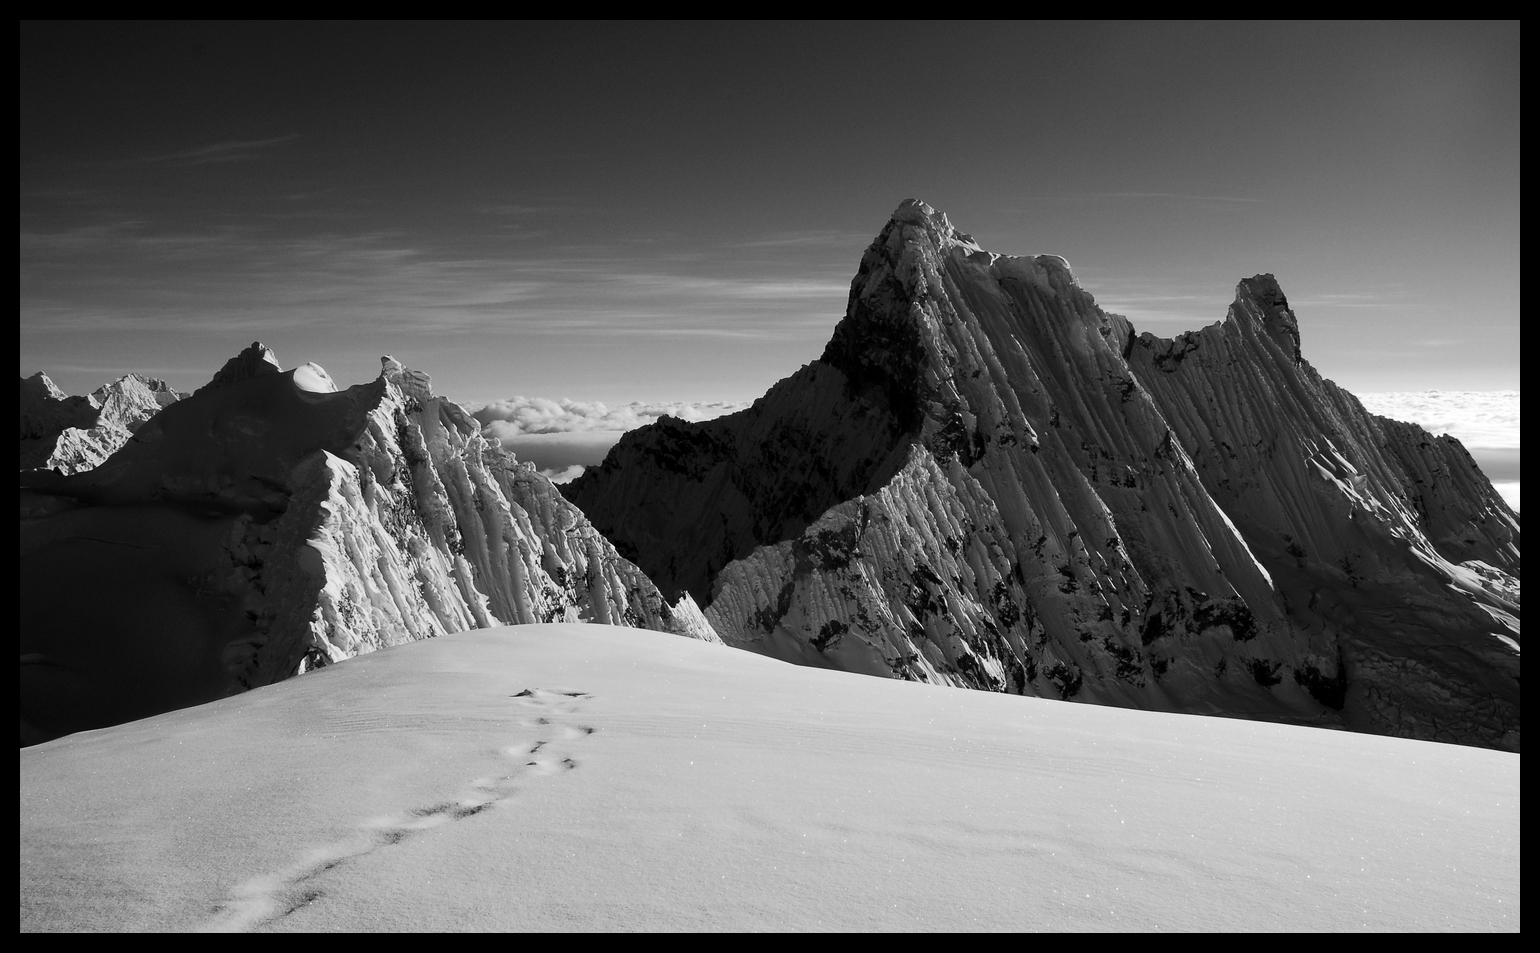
[564,200,1520,750]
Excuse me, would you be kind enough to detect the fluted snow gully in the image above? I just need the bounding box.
[564,200,1520,751]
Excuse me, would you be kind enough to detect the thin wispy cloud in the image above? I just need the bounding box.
[1073,271,1232,329]
[137,135,299,165]
[1290,292,1417,310]
[32,361,218,379]
[1093,292,1215,306]
[20,222,852,341]
[1013,191,1267,207]
[592,274,849,300]
[478,204,560,216]
[731,229,873,249]
[1094,191,1266,203]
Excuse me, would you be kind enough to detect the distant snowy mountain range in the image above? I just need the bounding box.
[20,201,1520,752]
[21,370,186,473]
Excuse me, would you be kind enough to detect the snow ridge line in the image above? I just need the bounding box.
[198,687,596,933]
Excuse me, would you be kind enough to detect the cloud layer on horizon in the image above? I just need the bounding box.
[473,396,749,437]
[492,390,1521,504]
[1355,390,1520,449]
[473,397,751,484]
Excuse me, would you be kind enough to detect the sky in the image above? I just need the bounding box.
[21,21,1521,406]
[21,624,1520,931]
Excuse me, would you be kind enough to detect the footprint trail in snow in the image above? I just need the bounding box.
[200,688,595,932]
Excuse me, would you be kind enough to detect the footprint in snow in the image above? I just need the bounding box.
[199,687,597,932]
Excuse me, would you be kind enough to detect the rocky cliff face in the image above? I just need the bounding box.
[565,200,1520,750]
[20,371,186,473]
[20,345,716,744]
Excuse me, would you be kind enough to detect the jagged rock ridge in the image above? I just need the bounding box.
[21,345,717,745]
[564,200,1519,750]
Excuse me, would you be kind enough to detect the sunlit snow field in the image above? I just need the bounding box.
[20,625,1519,932]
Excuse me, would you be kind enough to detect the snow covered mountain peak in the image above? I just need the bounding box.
[20,371,92,441]
[200,341,283,393]
[21,370,69,403]
[890,197,944,227]
[90,373,185,427]
[20,370,189,474]
[566,202,1520,750]
[21,350,720,745]
[887,197,1073,276]
[381,354,435,403]
[1229,273,1303,364]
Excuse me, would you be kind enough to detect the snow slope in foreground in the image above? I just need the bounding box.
[20,624,1518,932]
